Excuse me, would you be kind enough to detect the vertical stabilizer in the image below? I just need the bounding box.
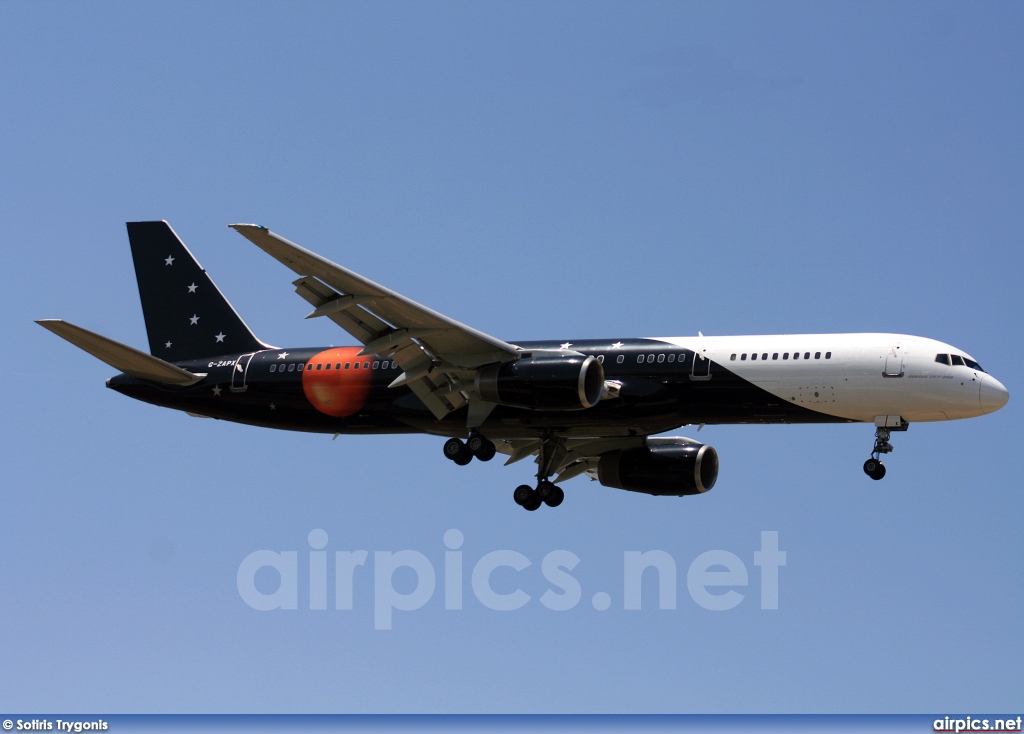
[127,221,269,361]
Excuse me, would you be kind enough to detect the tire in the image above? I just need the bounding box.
[444,438,466,460]
[467,435,485,453]
[523,493,543,511]
[513,484,533,506]
[863,459,880,476]
[543,485,564,508]
[453,446,473,466]
[871,463,886,480]
[474,440,496,462]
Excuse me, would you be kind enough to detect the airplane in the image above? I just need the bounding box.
[38,221,1009,511]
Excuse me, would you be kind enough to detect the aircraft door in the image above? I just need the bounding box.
[231,352,256,392]
[690,351,712,380]
[883,344,904,377]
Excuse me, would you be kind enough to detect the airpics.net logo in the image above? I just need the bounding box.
[237,530,786,629]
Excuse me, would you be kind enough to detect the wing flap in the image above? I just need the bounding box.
[37,319,205,386]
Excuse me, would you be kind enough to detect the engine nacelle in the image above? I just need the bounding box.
[597,439,719,496]
[476,355,605,410]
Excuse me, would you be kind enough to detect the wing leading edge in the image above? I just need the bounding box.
[229,224,519,420]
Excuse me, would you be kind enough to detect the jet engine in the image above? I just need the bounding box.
[597,438,718,496]
[476,355,605,410]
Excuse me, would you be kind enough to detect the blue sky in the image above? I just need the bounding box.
[1,1,1021,714]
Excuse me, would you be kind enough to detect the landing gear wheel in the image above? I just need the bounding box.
[513,484,542,511]
[542,485,564,508]
[522,493,543,511]
[468,434,496,462]
[453,449,473,466]
[513,484,533,506]
[863,458,886,480]
[443,438,466,460]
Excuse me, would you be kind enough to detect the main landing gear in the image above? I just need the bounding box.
[443,430,568,511]
[442,433,496,465]
[512,431,567,512]
[863,424,905,480]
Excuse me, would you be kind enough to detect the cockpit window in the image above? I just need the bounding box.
[935,354,950,365]
[950,355,965,366]
[962,357,984,372]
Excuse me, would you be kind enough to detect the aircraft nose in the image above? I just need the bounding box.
[980,375,1009,414]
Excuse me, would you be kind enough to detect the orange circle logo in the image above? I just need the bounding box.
[301,347,373,417]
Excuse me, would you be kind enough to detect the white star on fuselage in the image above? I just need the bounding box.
[560,342,573,350]
[164,255,175,266]
[165,341,172,349]
[277,352,289,359]
[612,342,624,349]
[189,315,199,325]
[215,332,225,343]
[187,283,197,293]
[212,385,221,396]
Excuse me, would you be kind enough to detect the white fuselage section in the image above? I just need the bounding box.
[654,333,1008,423]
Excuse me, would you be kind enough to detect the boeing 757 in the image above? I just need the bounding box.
[38,222,1009,511]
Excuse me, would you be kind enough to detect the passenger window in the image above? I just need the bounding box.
[345,362,351,369]
[373,361,380,368]
[325,363,331,370]
[804,352,810,359]
[814,352,821,359]
[353,362,359,369]
[951,355,965,366]
[637,355,644,363]
[783,353,789,360]
[668,354,675,362]
[793,353,799,360]
[935,354,950,365]
[287,363,295,372]
[772,353,778,360]
[730,354,737,361]
[751,353,757,360]
[336,363,342,370]
[825,352,832,359]
[363,362,369,369]
[597,355,604,363]
[657,354,665,363]
[647,354,655,363]
[269,364,277,373]
[762,353,768,360]
[616,355,624,364]
[307,363,314,371]
[741,354,747,361]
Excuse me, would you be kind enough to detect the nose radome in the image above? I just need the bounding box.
[980,375,1009,414]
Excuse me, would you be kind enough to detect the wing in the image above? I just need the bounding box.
[229,224,520,420]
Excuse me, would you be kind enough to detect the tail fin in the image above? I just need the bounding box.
[126,221,270,361]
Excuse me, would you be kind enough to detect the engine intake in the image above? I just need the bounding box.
[476,355,605,410]
[598,439,718,496]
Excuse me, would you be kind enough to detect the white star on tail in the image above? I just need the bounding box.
[212,385,221,396]
[165,341,172,349]
[215,332,226,343]
[187,283,197,293]
[164,255,175,266]
[189,315,199,325]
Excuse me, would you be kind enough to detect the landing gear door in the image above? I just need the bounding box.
[883,344,904,377]
[232,352,255,392]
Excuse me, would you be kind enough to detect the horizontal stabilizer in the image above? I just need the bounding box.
[36,319,205,386]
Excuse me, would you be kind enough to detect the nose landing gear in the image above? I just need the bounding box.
[863,421,908,480]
